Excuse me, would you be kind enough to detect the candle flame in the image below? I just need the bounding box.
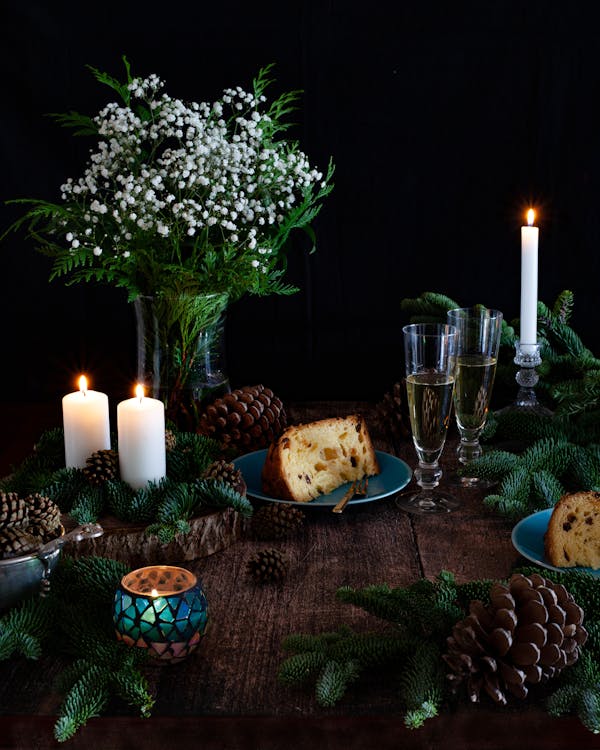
[135,384,145,401]
[150,588,159,598]
[78,375,88,395]
[527,208,535,226]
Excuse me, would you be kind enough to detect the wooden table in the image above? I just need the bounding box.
[1,401,599,750]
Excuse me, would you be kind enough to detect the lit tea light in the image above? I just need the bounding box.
[62,374,111,468]
[113,565,208,663]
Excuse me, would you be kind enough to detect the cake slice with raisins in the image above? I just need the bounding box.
[261,415,380,502]
[544,491,600,569]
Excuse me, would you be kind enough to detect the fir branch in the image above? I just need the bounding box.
[54,667,110,742]
[192,478,254,517]
[400,291,460,323]
[52,555,128,608]
[315,660,360,707]
[69,486,105,524]
[337,575,462,639]
[166,431,220,482]
[400,642,445,728]
[278,651,329,686]
[41,468,89,513]
[0,597,54,660]
[553,290,575,325]
[155,482,199,524]
[577,689,600,734]
[458,450,521,481]
[113,667,155,718]
[530,469,565,507]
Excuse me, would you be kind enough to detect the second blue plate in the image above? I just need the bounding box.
[511,508,600,577]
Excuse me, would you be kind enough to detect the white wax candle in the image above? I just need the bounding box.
[117,385,166,490]
[520,209,539,354]
[62,376,111,468]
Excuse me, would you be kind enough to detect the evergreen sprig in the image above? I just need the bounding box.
[279,568,600,734]
[464,438,600,521]
[0,596,54,660]
[1,428,251,538]
[279,626,411,708]
[0,556,154,741]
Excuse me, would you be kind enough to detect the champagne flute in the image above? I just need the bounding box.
[446,307,503,487]
[396,323,459,514]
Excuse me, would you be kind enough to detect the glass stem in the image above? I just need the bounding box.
[414,461,442,491]
[457,438,482,466]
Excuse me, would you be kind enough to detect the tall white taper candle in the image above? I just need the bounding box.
[520,209,539,355]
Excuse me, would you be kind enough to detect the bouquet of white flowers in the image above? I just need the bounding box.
[5,57,334,302]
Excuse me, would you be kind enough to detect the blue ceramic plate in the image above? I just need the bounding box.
[233,449,412,508]
[511,508,600,577]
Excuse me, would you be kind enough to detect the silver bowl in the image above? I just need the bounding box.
[0,523,103,614]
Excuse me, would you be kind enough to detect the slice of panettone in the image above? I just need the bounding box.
[545,491,600,569]
[261,415,380,503]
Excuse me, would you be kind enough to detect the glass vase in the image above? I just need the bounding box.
[134,292,230,431]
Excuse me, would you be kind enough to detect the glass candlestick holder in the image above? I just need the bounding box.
[500,340,553,416]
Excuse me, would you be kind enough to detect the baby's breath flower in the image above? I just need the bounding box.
[8,61,333,303]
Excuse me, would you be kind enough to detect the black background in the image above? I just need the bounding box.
[2,1,600,406]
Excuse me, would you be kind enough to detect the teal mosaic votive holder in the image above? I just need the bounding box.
[113,565,208,663]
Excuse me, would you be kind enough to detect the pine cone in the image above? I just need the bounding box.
[165,429,177,452]
[24,493,62,537]
[251,504,305,541]
[197,385,287,455]
[376,382,410,442]
[202,459,247,496]
[0,492,29,530]
[443,572,588,705]
[83,449,119,485]
[246,548,288,583]
[0,527,42,559]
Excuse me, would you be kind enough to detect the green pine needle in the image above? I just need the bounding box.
[315,660,360,707]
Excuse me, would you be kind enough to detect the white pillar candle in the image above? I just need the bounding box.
[520,208,539,354]
[117,385,166,490]
[62,376,111,469]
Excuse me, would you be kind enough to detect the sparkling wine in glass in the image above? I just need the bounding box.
[447,307,503,486]
[396,323,459,514]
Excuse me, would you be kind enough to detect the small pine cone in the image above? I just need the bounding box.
[0,527,42,559]
[197,385,287,455]
[376,382,410,442]
[165,429,177,452]
[251,504,305,541]
[443,572,588,705]
[202,459,247,496]
[24,494,62,536]
[83,449,119,485]
[0,492,29,530]
[246,548,288,584]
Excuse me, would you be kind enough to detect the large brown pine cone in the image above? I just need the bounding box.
[24,494,62,537]
[443,572,588,705]
[0,527,43,559]
[197,385,287,455]
[0,492,29,530]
